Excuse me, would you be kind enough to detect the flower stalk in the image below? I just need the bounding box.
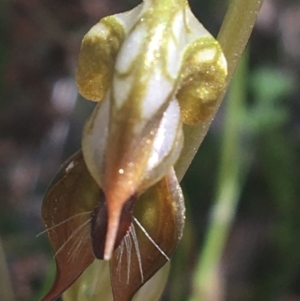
[185,0,264,299]
[189,48,251,301]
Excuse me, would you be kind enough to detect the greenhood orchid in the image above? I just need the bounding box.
[41,0,227,300]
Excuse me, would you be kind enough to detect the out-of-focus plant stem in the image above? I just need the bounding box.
[183,1,264,297]
[188,48,250,301]
[175,0,264,180]
[178,1,264,295]
[0,238,15,301]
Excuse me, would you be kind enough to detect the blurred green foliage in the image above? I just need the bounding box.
[1,0,300,301]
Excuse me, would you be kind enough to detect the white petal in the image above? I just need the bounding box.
[140,99,183,191]
[82,92,110,188]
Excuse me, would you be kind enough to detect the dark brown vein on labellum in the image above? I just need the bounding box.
[41,151,139,300]
[91,195,138,260]
[110,168,185,301]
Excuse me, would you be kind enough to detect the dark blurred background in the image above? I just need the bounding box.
[0,0,300,300]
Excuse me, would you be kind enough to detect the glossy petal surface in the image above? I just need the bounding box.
[62,261,170,301]
[76,17,125,102]
[177,37,227,125]
[82,91,183,260]
[42,154,185,301]
[41,151,100,301]
[110,168,185,301]
[63,261,114,301]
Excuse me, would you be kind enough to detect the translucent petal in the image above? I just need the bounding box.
[76,3,144,102]
[82,92,110,189]
[140,99,183,191]
[110,168,185,301]
[76,18,125,102]
[41,151,99,301]
[63,258,170,301]
[82,93,183,261]
[63,261,114,301]
[133,263,170,301]
[176,8,227,125]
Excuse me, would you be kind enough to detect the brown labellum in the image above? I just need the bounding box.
[41,151,185,301]
[41,151,99,301]
[110,169,185,301]
[91,195,138,260]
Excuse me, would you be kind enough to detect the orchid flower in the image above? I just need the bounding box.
[41,0,227,300]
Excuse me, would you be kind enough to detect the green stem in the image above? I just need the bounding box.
[179,1,264,299]
[188,49,250,301]
[0,238,15,301]
[175,0,264,180]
